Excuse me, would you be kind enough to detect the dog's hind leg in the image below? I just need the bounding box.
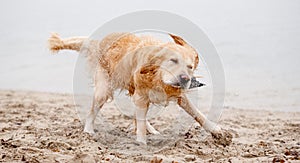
[83,97,106,134]
[84,70,110,134]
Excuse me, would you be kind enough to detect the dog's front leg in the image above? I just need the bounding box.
[177,95,232,146]
[177,95,221,134]
[135,107,148,144]
[133,93,149,145]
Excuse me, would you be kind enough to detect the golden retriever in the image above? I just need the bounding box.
[48,32,231,145]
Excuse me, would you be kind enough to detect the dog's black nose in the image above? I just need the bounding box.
[179,74,190,86]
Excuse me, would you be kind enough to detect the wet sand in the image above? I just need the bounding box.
[0,90,299,162]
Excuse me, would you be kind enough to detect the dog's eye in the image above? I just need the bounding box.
[170,58,178,64]
[187,65,193,69]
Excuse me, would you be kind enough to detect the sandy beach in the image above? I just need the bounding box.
[0,90,299,162]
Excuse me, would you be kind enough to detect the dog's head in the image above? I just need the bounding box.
[159,52,193,89]
[136,34,199,90]
[138,36,198,89]
[160,34,199,89]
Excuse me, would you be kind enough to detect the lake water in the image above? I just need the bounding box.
[0,0,299,111]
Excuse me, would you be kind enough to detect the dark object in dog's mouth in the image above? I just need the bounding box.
[189,77,205,89]
[170,77,205,89]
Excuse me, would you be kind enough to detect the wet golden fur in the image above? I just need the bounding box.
[49,33,198,104]
[48,32,231,145]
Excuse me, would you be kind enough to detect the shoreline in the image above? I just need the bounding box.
[0,90,299,162]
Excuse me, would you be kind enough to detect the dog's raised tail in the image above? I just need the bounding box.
[48,33,87,53]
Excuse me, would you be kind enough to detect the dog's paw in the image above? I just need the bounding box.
[210,124,222,134]
[146,121,160,135]
[136,135,147,145]
[83,124,95,135]
[203,120,221,133]
[211,129,233,147]
[149,129,160,135]
[83,128,95,134]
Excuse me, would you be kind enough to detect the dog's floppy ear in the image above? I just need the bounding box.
[169,33,187,46]
[140,64,159,74]
[169,33,199,69]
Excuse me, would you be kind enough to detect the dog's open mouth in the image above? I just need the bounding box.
[171,82,181,88]
[163,80,183,89]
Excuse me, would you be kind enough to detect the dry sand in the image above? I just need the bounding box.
[0,90,299,162]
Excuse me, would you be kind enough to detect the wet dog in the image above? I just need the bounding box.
[48,32,231,145]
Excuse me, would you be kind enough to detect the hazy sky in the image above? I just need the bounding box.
[0,0,299,110]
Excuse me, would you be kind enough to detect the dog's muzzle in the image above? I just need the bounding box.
[170,74,190,89]
[179,74,190,88]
